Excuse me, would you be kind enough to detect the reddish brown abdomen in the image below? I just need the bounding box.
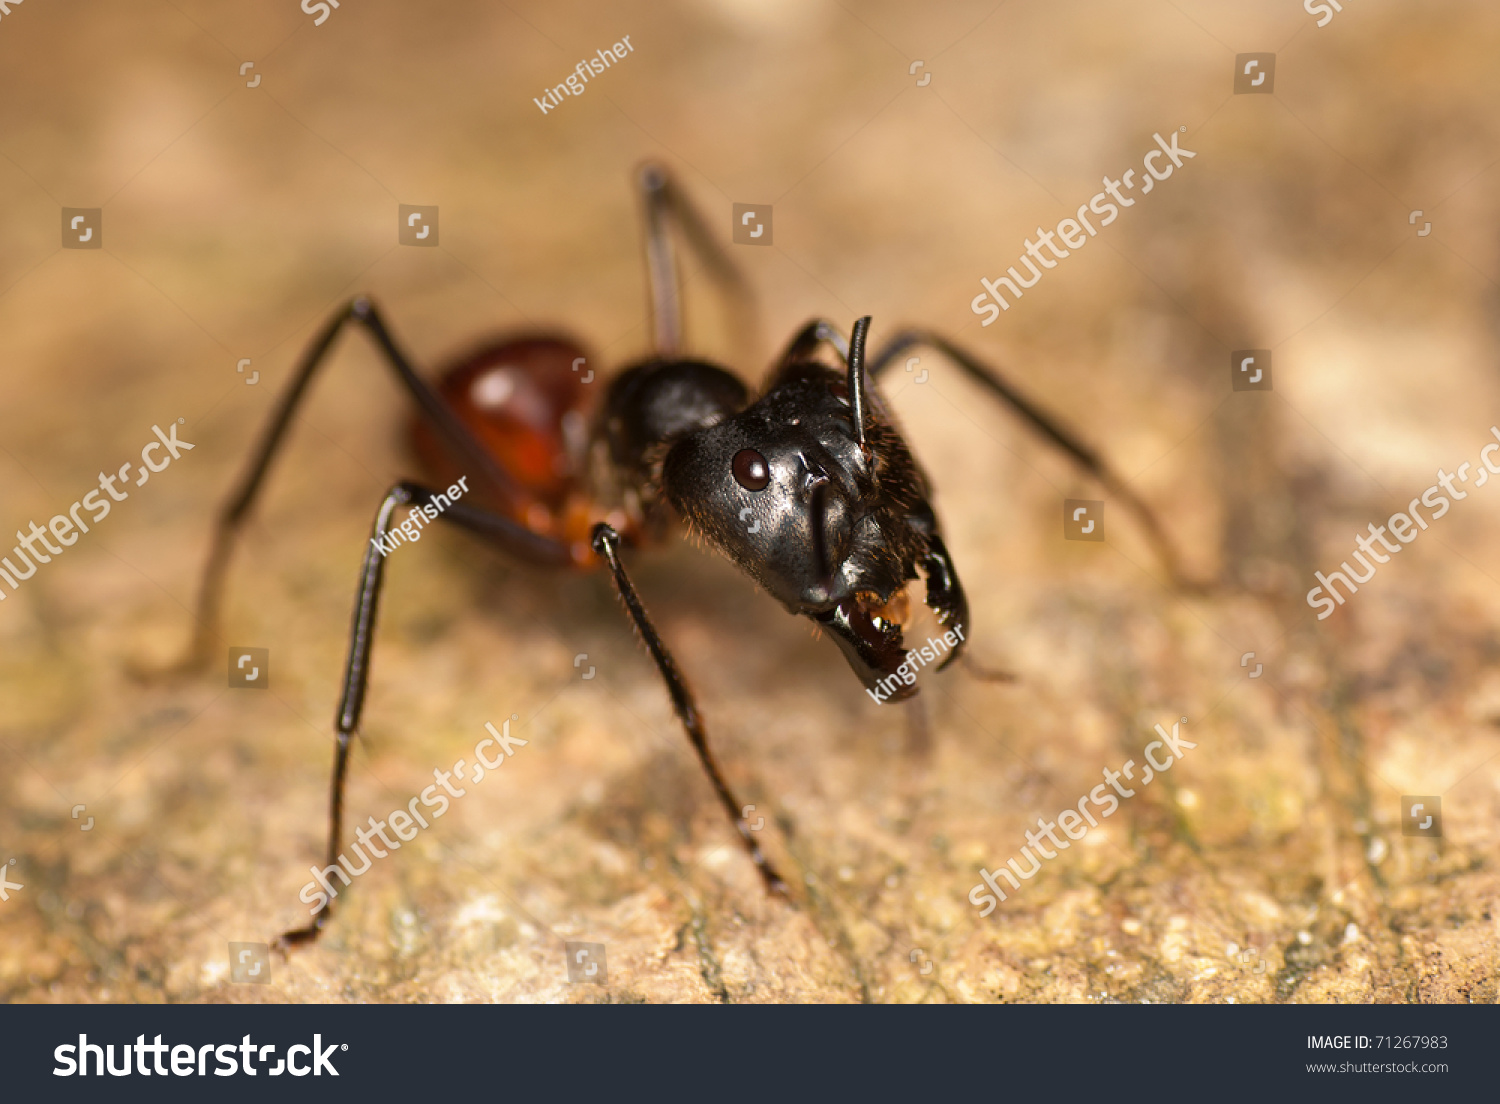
[410,335,599,545]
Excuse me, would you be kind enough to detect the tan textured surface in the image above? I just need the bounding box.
[1,0,1498,1004]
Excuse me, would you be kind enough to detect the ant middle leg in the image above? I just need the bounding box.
[280,481,574,949]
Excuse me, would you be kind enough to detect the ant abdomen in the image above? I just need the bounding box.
[411,335,596,530]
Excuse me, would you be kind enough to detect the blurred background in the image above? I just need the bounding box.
[1,0,1498,1003]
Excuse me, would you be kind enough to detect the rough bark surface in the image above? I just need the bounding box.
[1,0,1497,1004]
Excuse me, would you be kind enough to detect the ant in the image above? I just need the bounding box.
[163,163,1187,948]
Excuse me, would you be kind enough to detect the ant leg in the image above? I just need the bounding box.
[903,696,931,757]
[157,297,525,677]
[280,481,573,948]
[867,329,1205,592]
[959,654,1018,684]
[636,162,755,359]
[590,523,790,897]
[765,318,850,387]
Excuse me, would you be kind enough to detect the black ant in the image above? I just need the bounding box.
[164,163,1187,947]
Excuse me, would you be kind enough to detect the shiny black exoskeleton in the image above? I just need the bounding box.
[601,317,967,700]
[169,163,1186,946]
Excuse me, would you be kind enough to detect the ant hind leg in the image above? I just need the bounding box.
[636,163,757,361]
[138,298,527,681]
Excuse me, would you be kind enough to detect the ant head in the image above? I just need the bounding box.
[662,318,968,699]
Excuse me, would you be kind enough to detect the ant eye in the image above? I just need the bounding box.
[732,448,770,491]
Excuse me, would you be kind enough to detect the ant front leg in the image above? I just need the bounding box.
[590,523,790,898]
[279,482,572,949]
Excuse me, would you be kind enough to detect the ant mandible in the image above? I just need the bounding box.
[168,163,1187,948]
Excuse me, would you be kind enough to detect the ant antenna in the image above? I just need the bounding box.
[846,315,873,453]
